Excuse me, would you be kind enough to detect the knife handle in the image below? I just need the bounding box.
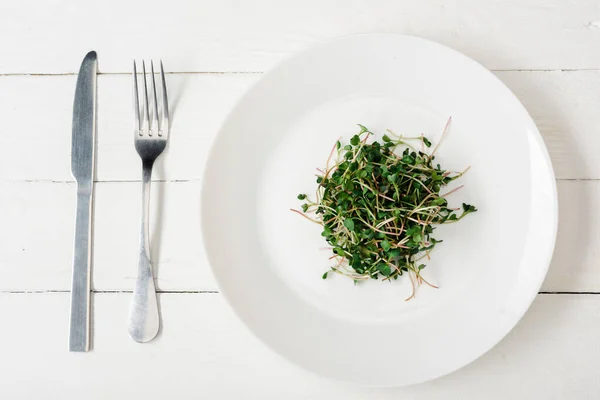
[69,185,93,352]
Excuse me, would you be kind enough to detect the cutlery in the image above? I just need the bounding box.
[128,60,169,343]
[69,51,97,352]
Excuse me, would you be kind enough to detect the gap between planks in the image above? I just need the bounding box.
[0,290,218,294]
[0,71,263,77]
[0,69,599,77]
[538,291,600,295]
[8,178,600,184]
[0,290,598,295]
[15,179,200,184]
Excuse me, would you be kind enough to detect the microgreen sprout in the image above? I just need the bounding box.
[292,120,477,300]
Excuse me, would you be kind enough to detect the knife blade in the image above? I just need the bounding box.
[69,51,97,352]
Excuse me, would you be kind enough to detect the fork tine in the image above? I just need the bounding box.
[160,60,169,133]
[133,61,140,133]
[150,61,159,134]
[141,60,150,134]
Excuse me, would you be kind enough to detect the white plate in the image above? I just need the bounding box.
[201,34,557,386]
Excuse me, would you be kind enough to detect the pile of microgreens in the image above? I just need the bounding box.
[292,119,476,300]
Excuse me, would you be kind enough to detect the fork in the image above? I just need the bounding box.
[128,60,169,343]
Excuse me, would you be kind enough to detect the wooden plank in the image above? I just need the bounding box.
[0,71,599,182]
[0,74,258,183]
[0,180,593,292]
[0,292,597,399]
[1,1,600,73]
[496,70,600,180]
[543,180,598,292]
[0,181,211,291]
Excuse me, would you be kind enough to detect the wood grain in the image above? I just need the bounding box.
[1,0,600,73]
[0,0,598,396]
[0,181,210,291]
[0,180,590,292]
[0,74,257,182]
[0,292,597,399]
[0,71,593,291]
[497,70,600,180]
[1,71,600,182]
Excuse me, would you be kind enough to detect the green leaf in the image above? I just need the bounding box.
[401,155,415,165]
[463,203,478,213]
[343,218,355,231]
[406,240,419,249]
[431,197,447,206]
[321,226,332,237]
[406,226,420,236]
[293,128,476,284]
[361,229,374,239]
[387,249,401,259]
[377,263,392,276]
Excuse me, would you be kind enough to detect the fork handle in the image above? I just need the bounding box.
[128,161,160,343]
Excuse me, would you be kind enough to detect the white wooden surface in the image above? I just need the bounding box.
[1,0,599,398]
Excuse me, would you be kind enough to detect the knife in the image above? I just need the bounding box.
[69,51,97,352]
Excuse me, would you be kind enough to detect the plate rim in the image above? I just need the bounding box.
[200,32,559,387]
